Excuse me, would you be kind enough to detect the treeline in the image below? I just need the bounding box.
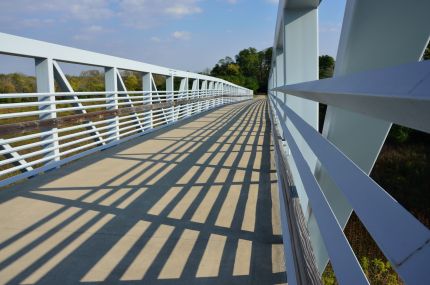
[0,70,168,103]
[209,47,272,93]
[0,73,36,95]
[207,48,339,93]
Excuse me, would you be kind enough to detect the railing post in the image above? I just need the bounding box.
[105,67,120,141]
[166,75,174,123]
[179,78,188,119]
[275,48,285,121]
[281,6,320,278]
[143,72,153,130]
[192,79,199,114]
[208,81,214,108]
[35,57,60,163]
[200,80,207,111]
[215,82,221,106]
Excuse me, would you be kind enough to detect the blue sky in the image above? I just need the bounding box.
[0,0,346,75]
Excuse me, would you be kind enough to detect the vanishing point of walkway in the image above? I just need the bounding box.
[0,99,287,285]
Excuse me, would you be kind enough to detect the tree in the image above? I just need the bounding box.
[235,48,260,78]
[319,55,335,79]
[123,72,140,91]
[424,43,430,60]
[257,48,272,93]
[210,48,272,93]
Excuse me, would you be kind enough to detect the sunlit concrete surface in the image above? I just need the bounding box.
[0,99,287,285]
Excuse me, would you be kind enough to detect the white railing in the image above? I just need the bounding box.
[269,1,430,285]
[0,32,252,187]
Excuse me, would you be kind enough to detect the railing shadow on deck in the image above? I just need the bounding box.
[0,99,287,285]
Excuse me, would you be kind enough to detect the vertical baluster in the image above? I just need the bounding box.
[143,72,153,130]
[35,58,60,164]
[105,67,120,141]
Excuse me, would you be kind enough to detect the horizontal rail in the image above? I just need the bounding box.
[0,32,239,85]
[270,96,369,284]
[274,60,430,133]
[0,32,252,187]
[271,93,430,283]
[0,95,231,136]
[269,1,430,284]
[269,99,322,285]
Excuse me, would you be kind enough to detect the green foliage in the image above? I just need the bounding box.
[66,70,104,92]
[423,41,430,60]
[322,263,338,285]
[424,47,430,60]
[360,257,400,285]
[322,257,402,285]
[372,143,430,224]
[0,73,36,102]
[122,71,141,91]
[318,55,335,132]
[387,125,410,143]
[153,74,166,90]
[236,48,260,78]
[210,47,272,93]
[319,55,335,79]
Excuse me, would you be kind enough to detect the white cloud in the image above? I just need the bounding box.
[0,0,201,30]
[73,25,109,42]
[226,0,238,4]
[172,31,191,40]
[119,0,202,29]
[151,36,162,43]
[320,23,341,33]
[0,0,113,21]
[165,4,202,16]
[87,25,104,32]
[69,0,113,21]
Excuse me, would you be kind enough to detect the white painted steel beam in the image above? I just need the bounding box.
[272,95,430,285]
[274,60,430,133]
[142,73,153,129]
[0,32,244,89]
[191,79,199,115]
[166,76,174,123]
[272,4,321,279]
[0,139,33,173]
[150,74,169,123]
[104,67,120,141]
[313,0,430,273]
[35,58,60,163]
[178,78,188,119]
[53,61,106,145]
[0,33,252,188]
[116,70,145,132]
[271,96,369,285]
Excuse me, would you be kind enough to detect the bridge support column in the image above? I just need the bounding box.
[191,79,199,114]
[143,72,153,129]
[35,58,60,163]
[166,75,174,123]
[208,81,214,108]
[179,78,188,119]
[200,80,207,111]
[105,67,120,141]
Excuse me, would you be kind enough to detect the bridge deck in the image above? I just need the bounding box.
[0,99,287,285]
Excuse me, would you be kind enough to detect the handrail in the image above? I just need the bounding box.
[269,0,430,284]
[0,33,252,187]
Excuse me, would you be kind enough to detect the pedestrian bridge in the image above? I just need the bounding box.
[1,1,430,284]
[0,99,287,284]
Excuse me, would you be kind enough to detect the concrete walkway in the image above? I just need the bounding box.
[0,99,287,285]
